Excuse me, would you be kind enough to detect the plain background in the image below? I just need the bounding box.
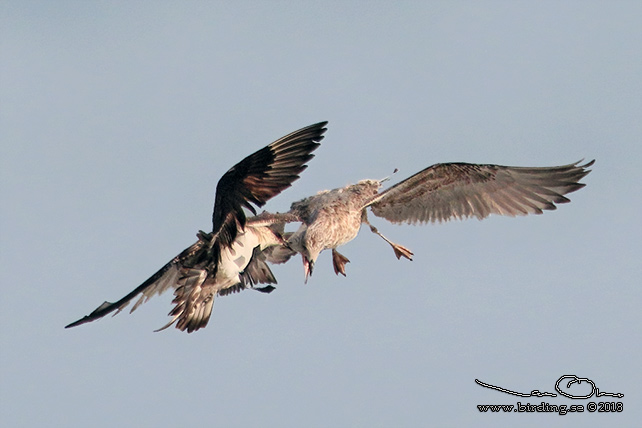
[2,2,640,427]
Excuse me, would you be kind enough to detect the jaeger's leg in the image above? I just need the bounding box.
[361,211,414,261]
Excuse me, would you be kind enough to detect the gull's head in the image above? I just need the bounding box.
[353,168,398,195]
[352,179,383,197]
[287,225,320,283]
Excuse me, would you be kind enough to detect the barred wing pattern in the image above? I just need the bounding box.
[369,160,594,224]
[64,240,203,329]
[65,122,327,331]
[156,238,280,333]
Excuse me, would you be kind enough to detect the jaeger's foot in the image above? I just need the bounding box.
[390,242,414,261]
[332,249,350,276]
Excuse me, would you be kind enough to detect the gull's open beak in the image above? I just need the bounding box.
[302,255,314,284]
[378,168,398,185]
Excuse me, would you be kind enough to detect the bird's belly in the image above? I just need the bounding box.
[311,211,362,249]
[216,230,260,281]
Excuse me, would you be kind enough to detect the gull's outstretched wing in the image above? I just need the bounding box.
[367,160,594,224]
[212,122,327,246]
[65,240,204,328]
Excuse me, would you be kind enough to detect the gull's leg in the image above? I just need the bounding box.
[361,211,414,261]
[332,249,350,276]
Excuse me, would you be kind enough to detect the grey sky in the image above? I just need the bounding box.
[1,2,640,427]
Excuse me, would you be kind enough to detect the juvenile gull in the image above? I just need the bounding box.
[65,121,327,332]
[285,160,594,281]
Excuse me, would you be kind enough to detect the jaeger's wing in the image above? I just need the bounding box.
[211,122,327,247]
[153,215,295,333]
[65,123,327,332]
[367,160,594,224]
[65,240,205,328]
[156,246,278,334]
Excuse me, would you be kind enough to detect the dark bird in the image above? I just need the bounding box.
[65,121,327,332]
[284,160,594,281]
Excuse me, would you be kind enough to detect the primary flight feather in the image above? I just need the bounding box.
[65,121,327,333]
[283,160,594,280]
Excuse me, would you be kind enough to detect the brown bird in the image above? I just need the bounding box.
[65,121,327,333]
[284,160,594,281]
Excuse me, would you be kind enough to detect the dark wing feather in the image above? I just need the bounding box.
[65,122,326,332]
[216,246,279,297]
[212,122,327,246]
[155,268,212,333]
[156,244,280,333]
[65,240,205,329]
[368,160,594,224]
[238,245,278,288]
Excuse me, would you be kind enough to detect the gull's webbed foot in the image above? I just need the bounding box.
[390,242,413,261]
[332,249,350,276]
